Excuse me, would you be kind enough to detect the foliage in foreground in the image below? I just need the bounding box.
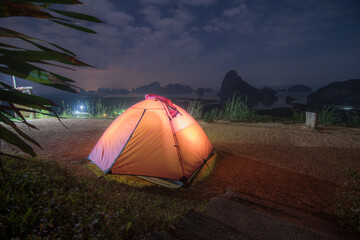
[335,168,360,232]
[0,158,200,239]
[0,0,102,159]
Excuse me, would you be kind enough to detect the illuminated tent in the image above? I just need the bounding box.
[88,94,214,186]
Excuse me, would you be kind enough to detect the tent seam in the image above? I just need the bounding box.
[158,101,186,180]
[105,109,147,173]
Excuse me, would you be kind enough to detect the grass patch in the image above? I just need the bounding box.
[86,162,155,188]
[86,154,217,189]
[0,157,203,239]
[56,99,126,119]
[335,168,360,232]
[187,100,203,119]
[189,154,217,187]
[318,106,339,126]
[189,96,264,123]
[292,109,306,123]
[347,112,360,128]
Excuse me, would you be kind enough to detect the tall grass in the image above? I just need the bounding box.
[318,106,339,126]
[347,112,360,128]
[187,100,203,119]
[292,109,306,123]
[57,99,126,119]
[222,95,258,121]
[188,95,262,122]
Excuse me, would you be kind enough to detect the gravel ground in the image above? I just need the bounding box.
[2,118,360,216]
[201,121,360,184]
[3,118,360,184]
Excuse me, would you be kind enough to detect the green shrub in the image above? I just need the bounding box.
[348,112,360,128]
[222,95,258,121]
[187,100,203,119]
[335,168,360,232]
[292,109,305,123]
[318,106,339,125]
[56,99,126,119]
[202,108,222,122]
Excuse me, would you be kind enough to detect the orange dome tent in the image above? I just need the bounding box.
[88,94,214,187]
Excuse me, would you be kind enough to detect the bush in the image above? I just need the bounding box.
[347,112,360,128]
[222,95,258,121]
[57,99,126,119]
[187,100,203,119]
[292,109,305,123]
[318,106,339,126]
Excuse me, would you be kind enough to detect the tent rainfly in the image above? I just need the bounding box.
[88,94,214,186]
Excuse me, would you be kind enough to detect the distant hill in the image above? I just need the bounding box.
[307,79,360,108]
[218,70,277,107]
[134,82,193,95]
[288,84,312,92]
[80,81,194,96]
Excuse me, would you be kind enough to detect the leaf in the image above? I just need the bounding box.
[0,124,36,157]
[0,27,34,39]
[0,88,58,110]
[13,33,80,59]
[51,20,97,34]
[1,48,92,67]
[48,9,104,23]
[0,59,78,92]
[48,42,76,56]
[0,1,71,22]
[10,0,83,4]
[0,43,23,49]
[0,112,42,149]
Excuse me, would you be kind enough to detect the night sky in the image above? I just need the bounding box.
[2,0,360,92]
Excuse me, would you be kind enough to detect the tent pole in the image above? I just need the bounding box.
[12,75,17,88]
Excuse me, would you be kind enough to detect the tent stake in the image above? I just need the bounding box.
[99,173,107,179]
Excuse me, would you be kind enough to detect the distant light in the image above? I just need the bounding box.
[339,106,352,110]
[75,110,79,114]
[80,105,84,111]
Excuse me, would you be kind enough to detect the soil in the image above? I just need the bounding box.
[3,118,360,219]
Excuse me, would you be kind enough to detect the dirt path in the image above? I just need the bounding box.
[202,121,360,184]
[3,118,360,217]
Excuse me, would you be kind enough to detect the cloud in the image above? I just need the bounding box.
[141,6,193,35]
[180,0,216,6]
[223,3,247,17]
[140,0,173,5]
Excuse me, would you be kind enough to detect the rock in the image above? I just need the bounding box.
[307,79,360,108]
[135,82,193,95]
[196,87,212,97]
[260,87,278,106]
[285,95,296,104]
[163,83,193,95]
[288,84,312,92]
[218,70,261,107]
[135,82,163,94]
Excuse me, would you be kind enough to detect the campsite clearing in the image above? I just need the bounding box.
[3,118,360,227]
